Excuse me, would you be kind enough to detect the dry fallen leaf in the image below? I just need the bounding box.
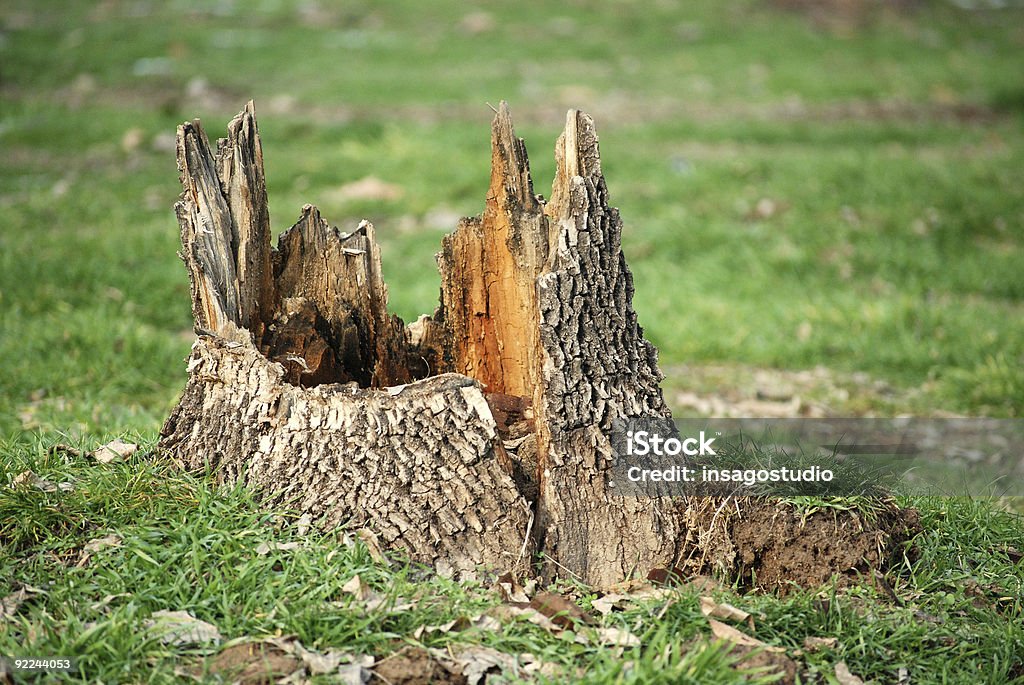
[495,572,531,603]
[592,593,628,616]
[243,637,370,681]
[341,574,373,601]
[1,587,44,621]
[646,567,685,585]
[488,604,561,633]
[454,645,522,685]
[336,661,372,685]
[803,636,838,651]
[10,470,68,492]
[529,592,589,629]
[145,610,221,646]
[91,439,138,464]
[77,534,124,567]
[295,513,312,536]
[707,618,785,653]
[363,595,414,613]
[606,578,656,594]
[255,540,301,556]
[700,596,754,629]
[293,644,344,675]
[84,534,123,554]
[412,613,501,640]
[835,660,865,685]
[593,626,642,648]
[48,443,82,458]
[354,528,387,564]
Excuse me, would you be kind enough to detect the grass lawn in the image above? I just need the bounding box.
[2,0,1023,682]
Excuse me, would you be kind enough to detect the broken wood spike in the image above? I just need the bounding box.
[161,100,916,590]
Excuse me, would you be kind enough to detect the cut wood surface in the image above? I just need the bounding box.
[161,101,917,589]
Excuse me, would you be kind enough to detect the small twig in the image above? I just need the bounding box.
[541,552,584,583]
[517,511,535,567]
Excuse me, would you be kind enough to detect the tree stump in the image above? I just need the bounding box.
[160,102,917,589]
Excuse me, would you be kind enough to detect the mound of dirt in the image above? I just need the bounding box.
[685,498,920,592]
[374,647,467,685]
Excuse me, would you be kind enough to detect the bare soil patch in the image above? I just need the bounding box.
[678,497,921,593]
[373,647,467,685]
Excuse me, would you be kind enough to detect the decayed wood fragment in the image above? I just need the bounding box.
[161,100,916,589]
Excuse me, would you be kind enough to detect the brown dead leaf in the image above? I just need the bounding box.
[591,593,628,616]
[413,614,500,640]
[593,626,642,648]
[646,567,685,585]
[292,644,345,675]
[835,661,865,685]
[700,596,754,628]
[255,540,301,556]
[529,592,589,629]
[488,604,561,633]
[294,513,313,536]
[495,572,530,603]
[84,534,123,554]
[1,587,44,621]
[9,471,59,491]
[707,618,784,653]
[1001,545,1023,563]
[603,579,675,603]
[803,636,838,651]
[341,574,373,602]
[354,528,387,564]
[91,439,138,464]
[145,610,221,646]
[48,443,82,458]
[77,534,124,566]
[591,584,674,616]
[607,577,656,594]
[364,594,414,613]
[454,645,521,685]
[337,661,372,685]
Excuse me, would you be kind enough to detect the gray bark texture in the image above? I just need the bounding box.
[160,101,916,589]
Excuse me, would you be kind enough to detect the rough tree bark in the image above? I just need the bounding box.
[160,101,916,589]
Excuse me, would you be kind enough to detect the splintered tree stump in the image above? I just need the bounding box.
[160,101,916,589]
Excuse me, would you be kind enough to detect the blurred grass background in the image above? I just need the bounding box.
[2,0,1024,437]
